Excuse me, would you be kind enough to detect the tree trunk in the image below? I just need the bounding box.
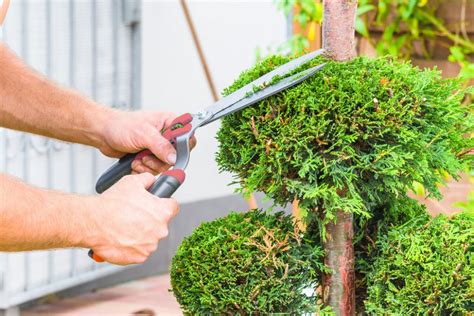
[322,0,357,61]
[321,1,357,315]
[322,211,355,315]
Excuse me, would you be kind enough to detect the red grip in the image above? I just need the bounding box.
[88,249,105,263]
[162,169,186,184]
[92,253,105,263]
[133,113,192,163]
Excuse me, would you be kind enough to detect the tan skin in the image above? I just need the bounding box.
[0,42,195,265]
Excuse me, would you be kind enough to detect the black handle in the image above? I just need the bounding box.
[96,152,142,193]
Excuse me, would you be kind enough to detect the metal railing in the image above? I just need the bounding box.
[0,0,141,309]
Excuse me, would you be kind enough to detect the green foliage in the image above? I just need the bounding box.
[276,0,474,80]
[217,55,472,225]
[276,0,323,55]
[170,210,328,315]
[353,197,430,310]
[365,211,474,314]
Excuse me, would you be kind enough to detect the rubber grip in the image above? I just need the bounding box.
[149,169,185,198]
[89,169,185,263]
[95,153,137,193]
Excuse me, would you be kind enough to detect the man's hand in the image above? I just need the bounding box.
[0,43,195,175]
[0,173,178,265]
[99,110,196,175]
[84,172,179,265]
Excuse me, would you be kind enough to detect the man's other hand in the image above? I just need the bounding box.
[84,172,179,265]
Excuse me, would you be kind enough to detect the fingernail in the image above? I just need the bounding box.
[167,153,176,165]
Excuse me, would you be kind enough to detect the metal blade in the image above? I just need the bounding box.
[203,49,325,117]
[201,63,326,125]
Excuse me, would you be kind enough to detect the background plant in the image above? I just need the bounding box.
[357,0,474,80]
[365,211,474,314]
[276,0,323,55]
[277,0,474,81]
[170,210,328,315]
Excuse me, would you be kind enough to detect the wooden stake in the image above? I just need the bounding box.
[321,1,357,315]
[180,0,258,210]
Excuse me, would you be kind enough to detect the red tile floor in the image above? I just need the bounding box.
[23,177,471,315]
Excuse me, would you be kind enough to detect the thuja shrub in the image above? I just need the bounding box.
[352,197,430,310]
[365,211,474,314]
[217,55,472,222]
[170,210,327,314]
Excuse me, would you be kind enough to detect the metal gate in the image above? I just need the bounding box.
[0,0,141,310]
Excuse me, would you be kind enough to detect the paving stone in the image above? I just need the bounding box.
[23,275,182,316]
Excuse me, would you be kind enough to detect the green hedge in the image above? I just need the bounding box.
[365,211,474,314]
[217,55,472,226]
[170,210,328,314]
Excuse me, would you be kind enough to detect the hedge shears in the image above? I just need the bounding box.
[89,49,326,262]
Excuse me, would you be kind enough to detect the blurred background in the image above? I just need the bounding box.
[0,0,472,315]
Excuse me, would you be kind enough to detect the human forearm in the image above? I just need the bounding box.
[0,173,179,265]
[0,42,110,148]
[0,174,93,251]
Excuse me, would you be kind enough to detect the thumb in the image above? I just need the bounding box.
[144,126,177,165]
[129,172,156,190]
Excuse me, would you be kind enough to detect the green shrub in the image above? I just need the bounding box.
[353,197,430,311]
[365,211,474,314]
[170,210,328,314]
[217,55,472,224]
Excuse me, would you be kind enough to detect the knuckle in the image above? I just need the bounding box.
[166,198,179,210]
[159,199,179,219]
[122,174,136,183]
[148,243,158,253]
[144,158,161,170]
[159,228,169,239]
[155,140,173,152]
[170,200,180,214]
[135,255,148,264]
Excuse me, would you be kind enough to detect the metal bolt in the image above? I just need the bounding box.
[196,111,208,119]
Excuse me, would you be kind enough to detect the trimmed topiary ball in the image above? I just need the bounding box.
[365,211,474,314]
[216,55,472,221]
[170,210,327,314]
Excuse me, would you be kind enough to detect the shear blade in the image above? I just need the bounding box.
[202,63,326,124]
[204,49,325,119]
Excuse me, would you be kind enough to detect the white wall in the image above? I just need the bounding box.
[141,0,287,203]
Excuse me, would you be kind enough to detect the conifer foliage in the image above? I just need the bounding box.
[170,210,327,314]
[365,212,473,314]
[217,55,472,223]
[171,54,473,313]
